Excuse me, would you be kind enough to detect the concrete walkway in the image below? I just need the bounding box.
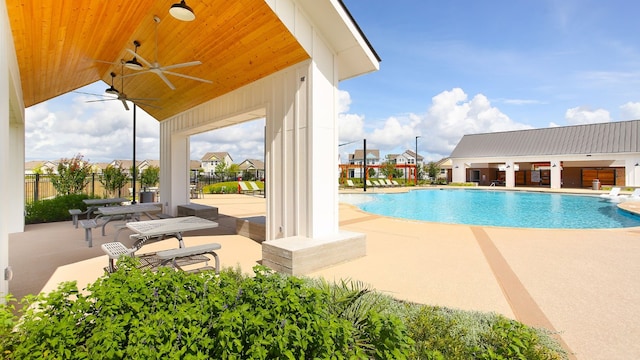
[9,190,640,359]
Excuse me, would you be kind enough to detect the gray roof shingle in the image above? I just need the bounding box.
[450,120,640,158]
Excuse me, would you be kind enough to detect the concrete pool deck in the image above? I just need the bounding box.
[9,187,640,359]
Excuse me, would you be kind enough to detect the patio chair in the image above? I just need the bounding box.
[346,179,355,188]
[249,181,264,195]
[238,181,252,194]
[618,188,640,202]
[599,187,621,200]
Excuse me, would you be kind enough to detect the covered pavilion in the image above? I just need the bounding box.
[0,0,380,296]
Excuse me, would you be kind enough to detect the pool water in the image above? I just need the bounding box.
[339,189,640,229]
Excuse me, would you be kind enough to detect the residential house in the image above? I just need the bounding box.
[200,152,233,177]
[347,149,381,178]
[238,159,265,181]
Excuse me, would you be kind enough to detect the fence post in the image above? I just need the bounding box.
[91,173,95,197]
[34,173,39,202]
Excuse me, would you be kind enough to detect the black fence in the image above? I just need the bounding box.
[25,173,140,203]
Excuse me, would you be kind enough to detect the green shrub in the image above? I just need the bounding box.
[203,181,262,194]
[3,263,412,359]
[24,193,95,224]
[406,306,567,360]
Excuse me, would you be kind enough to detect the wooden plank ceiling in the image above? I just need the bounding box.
[7,0,310,121]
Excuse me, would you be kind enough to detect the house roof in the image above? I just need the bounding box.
[201,152,232,162]
[350,149,380,160]
[239,159,265,170]
[7,0,378,121]
[450,120,640,158]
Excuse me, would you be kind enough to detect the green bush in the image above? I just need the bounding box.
[406,306,566,359]
[24,193,95,224]
[1,263,412,359]
[0,263,566,359]
[203,181,262,194]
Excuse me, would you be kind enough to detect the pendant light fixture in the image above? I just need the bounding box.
[169,0,195,21]
[125,40,144,70]
[105,72,119,95]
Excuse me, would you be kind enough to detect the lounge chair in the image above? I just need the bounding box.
[346,179,355,188]
[619,188,640,202]
[249,181,264,195]
[391,180,400,186]
[238,181,253,194]
[599,187,621,201]
[372,180,382,187]
[366,179,374,187]
[384,179,394,187]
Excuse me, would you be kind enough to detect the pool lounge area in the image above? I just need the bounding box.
[9,189,640,359]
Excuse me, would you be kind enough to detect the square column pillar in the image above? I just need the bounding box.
[159,129,191,216]
[504,161,515,187]
[550,161,562,189]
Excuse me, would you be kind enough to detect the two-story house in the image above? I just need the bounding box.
[200,152,233,177]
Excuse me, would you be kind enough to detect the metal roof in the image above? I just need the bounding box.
[450,120,640,158]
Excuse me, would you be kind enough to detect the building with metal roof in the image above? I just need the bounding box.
[450,120,640,189]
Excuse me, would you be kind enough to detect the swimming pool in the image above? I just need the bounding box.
[339,189,640,229]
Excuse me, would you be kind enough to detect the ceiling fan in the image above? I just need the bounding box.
[122,15,212,90]
[79,66,160,111]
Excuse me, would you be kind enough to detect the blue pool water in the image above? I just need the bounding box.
[339,189,640,229]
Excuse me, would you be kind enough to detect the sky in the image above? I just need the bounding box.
[25,0,640,165]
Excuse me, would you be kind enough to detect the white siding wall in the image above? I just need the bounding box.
[1,0,25,298]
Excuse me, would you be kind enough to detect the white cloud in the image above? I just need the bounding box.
[337,88,532,162]
[25,82,160,163]
[564,106,611,125]
[620,102,640,120]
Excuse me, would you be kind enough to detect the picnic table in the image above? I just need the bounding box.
[127,216,218,248]
[96,203,161,236]
[82,197,128,216]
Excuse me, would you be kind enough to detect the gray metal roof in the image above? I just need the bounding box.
[450,120,640,158]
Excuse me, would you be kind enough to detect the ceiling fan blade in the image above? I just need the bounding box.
[86,99,116,103]
[125,48,153,68]
[75,91,109,97]
[161,61,202,71]
[157,72,176,90]
[121,99,130,111]
[164,71,213,84]
[93,59,120,65]
[121,70,151,79]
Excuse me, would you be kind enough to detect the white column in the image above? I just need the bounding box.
[625,159,640,187]
[550,160,562,189]
[452,161,466,183]
[266,60,339,239]
[159,127,190,216]
[505,161,515,187]
[1,0,23,298]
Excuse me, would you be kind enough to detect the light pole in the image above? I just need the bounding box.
[415,136,421,185]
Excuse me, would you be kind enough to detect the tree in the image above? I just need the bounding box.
[367,167,376,179]
[100,165,128,197]
[227,163,241,180]
[48,154,92,195]
[427,161,440,181]
[140,165,160,191]
[379,161,397,178]
[214,162,227,180]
